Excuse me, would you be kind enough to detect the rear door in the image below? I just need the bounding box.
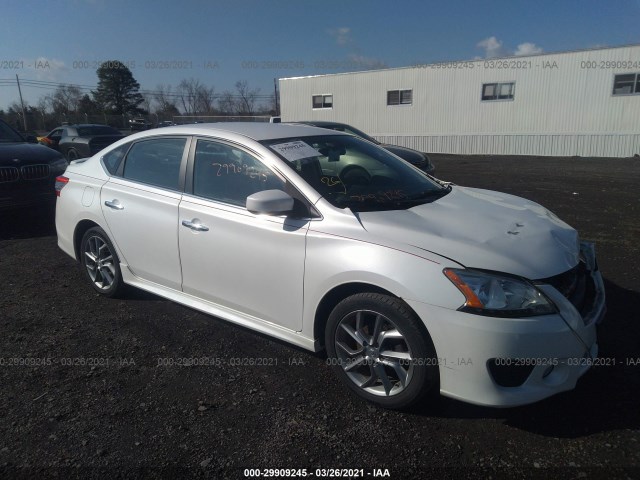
[100,136,189,290]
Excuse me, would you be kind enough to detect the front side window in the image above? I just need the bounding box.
[612,73,640,95]
[49,129,64,139]
[482,82,515,101]
[312,94,333,109]
[122,137,186,190]
[387,89,412,106]
[192,139,285,207]
[262,135,448,212]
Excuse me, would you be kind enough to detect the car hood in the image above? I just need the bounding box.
[357,186,579,280]
[0,142,64,165]
[381,144,424,161]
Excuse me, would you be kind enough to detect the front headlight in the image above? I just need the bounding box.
[443,268,557,317]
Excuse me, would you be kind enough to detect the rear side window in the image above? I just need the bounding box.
[102,143,131,175]
[122,138,186,191]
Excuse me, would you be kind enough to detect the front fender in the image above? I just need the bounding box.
[301,227,466,340]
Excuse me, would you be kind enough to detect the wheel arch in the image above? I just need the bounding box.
[73,219,101,261]
[313,282,433,351]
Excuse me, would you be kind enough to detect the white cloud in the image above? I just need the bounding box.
[477,36,507,58]
[514,42,543,56]
[328,27,352,46]
[348,54,387,70]
[476,37,543,58]
[325,27,386,71]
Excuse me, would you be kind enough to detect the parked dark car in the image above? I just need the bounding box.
[40,124,124,161]
[129,118,152,131]
[157,121,177,128]
[289,121,434,172]
[0,119,68,210]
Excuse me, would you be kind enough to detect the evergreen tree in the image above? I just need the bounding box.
[93,61,144,115]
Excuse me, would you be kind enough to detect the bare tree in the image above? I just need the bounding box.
[140,93,152,115]
[177,78,216,115]
[217,90,238,115]
[234,80,260,115]
[177,79,197,114]
[36,97,50,115]
[48,85,83,115]
[195,84,216,114]
[153,84,178,114]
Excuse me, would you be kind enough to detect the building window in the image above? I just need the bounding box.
[482,82,515,101]
[312,94,333,109]
[387,89,412,106]
[612,73,640,95]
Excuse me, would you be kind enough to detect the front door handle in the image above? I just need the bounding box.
[104,200,124,210]
[182,219,209,232]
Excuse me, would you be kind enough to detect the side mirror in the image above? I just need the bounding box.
[26,135,38,144]
[246,190,294,215]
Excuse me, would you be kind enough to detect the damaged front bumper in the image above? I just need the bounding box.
[540,241,606,328]
[405,241,606,407]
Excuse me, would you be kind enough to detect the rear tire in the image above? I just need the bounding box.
[66,149,79,161]
[80,226,126,298]
[325,293,439,409]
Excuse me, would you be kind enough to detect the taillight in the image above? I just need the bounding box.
[55,176,69,196]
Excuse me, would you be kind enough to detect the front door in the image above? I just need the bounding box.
[178,139,308,331]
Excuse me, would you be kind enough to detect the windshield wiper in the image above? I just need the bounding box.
[398,186,451,203]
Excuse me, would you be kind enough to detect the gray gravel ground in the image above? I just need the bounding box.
[0,154,639,479]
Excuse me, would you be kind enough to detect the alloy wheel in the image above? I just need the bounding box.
[83,235,116,290]
[334,310,414,396]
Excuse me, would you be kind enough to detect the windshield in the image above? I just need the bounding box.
[0,120,25,143]
[340,125,380,144]
[262,135,448,212]
[77,126,121,136]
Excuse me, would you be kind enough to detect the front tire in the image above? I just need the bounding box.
[80,227,125,297]
[325,293,438,409]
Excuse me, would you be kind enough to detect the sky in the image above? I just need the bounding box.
[0,0,639,111]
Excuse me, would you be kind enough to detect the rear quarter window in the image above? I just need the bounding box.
[102,143,131,175]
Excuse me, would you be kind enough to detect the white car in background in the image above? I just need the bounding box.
[55,123,606,409]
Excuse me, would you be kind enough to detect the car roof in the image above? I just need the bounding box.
[293,121,348,128]
[151,122,345,141]
[58,124,113,129]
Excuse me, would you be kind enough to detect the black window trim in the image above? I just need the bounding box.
[481,81,516,102]
[312,94,333,109]
[111,135,191,193]
[184,136,318,218]
[100,141,134,176]
[612,72,640,96]
[386,89,413,106]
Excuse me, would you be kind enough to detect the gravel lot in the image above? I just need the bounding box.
[0,154,639,479]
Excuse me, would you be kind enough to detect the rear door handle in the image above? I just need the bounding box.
[182,219,209,232]
[104,200,124,210]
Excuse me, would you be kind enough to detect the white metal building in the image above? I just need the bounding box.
[279,44,640,157]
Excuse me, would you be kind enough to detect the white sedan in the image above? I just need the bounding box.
[55,123,605,409]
